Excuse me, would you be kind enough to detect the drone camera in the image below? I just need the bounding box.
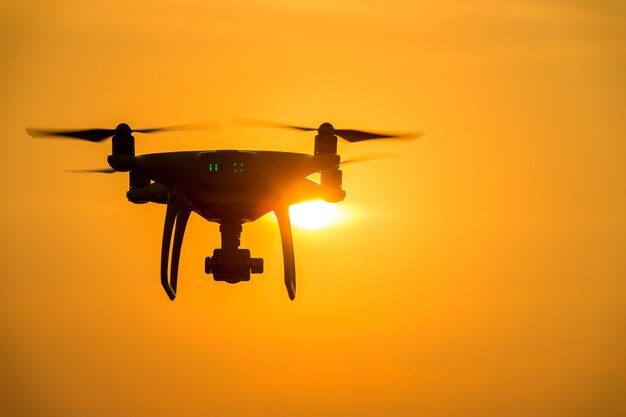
[205,248,264,283]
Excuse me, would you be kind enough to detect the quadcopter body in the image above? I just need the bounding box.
[28,120,420,300]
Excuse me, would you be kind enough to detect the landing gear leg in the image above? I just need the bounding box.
[275,206,296,300]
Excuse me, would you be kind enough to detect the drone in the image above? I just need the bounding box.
[27,118,421,300]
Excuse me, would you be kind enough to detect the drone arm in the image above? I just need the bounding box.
[275,206,296,300]
[160,194,190,300]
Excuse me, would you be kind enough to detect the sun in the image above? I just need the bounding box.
[289,200,339,230]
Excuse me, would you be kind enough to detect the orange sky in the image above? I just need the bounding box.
[1,1,625,416]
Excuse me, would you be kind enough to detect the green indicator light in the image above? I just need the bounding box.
[233,162,244,173]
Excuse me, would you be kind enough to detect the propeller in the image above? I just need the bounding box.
[65,168,117,174]
[340,153,397,166]
[232,116,422,142]
[26,122,219,142]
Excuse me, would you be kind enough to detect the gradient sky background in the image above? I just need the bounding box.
[1,1,625,416]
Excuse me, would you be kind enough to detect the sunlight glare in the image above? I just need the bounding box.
[289,200,339,230]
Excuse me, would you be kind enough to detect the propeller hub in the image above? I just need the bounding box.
[115,123,132,135]
[318,122,335,135]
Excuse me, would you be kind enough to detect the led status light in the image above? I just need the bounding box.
[206,162,245,173]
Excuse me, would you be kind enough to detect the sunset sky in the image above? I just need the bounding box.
[1,1,625,416]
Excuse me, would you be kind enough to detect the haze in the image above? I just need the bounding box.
[1,1,625,416]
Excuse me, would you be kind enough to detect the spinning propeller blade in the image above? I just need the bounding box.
[132,122,219,134]
[232,117,422,142]
[231,116,316,132]
[334,129,420,142]
[26,128,118,142]
[26,122,219,142]
[65,168,117,174]
[341,153,397,165]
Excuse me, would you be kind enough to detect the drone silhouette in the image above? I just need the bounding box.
[27,118,421,300]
